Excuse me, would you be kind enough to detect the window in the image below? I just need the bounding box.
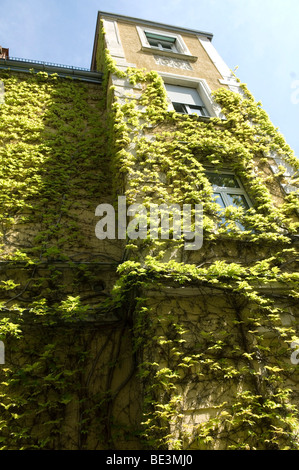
[206,172,251,230]
[137,26,194,59]
[165,84,209,117]
[145,32,178,53]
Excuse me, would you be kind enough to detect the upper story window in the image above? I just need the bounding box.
[137,26,195,60]
[145,32,178,53]
[165,83,209,117]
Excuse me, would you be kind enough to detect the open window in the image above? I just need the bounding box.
[145,32,179,53]
[137,26,194,59]
[165,83,209,117]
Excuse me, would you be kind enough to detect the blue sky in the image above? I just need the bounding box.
[0,0,298,157]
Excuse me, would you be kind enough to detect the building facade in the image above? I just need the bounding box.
[0,11,299,450]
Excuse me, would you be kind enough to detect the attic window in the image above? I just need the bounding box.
[145,32,178,53]
[137,26,193,59]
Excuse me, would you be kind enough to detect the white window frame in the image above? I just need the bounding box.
[136,26,196,61]
[206,171,252,209]
[160,72,223,118]
[164,83,209,117]
[205,170,252,230]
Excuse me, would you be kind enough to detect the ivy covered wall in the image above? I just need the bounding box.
[0,17,299,450]
[0,69,141,449]
[94,20,299,450]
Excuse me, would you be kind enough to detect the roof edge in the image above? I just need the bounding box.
[0,57,103,84]
[97,10,213,38]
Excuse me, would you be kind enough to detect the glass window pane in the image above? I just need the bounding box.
[189,105,208,117]
[160,42,173,50]
[227,193,249,210]
[213,193,226,208]
[173,102,186,113]
[213,193,227,226]
[148,39,159,47]
[206,173,240,188]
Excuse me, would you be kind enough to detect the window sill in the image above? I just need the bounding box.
[167,111,211,122]
[141,46,198,62]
